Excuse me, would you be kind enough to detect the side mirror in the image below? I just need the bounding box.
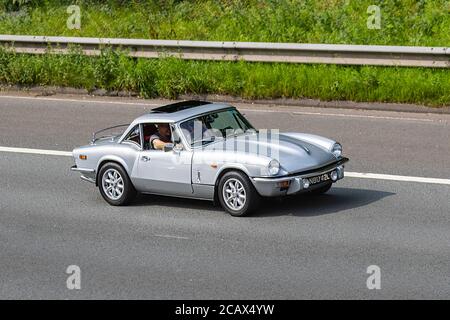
[163,143,174,152]
[173,143,183,153]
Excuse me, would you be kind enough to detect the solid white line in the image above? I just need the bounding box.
[292,111,434,122]
[0,146,72,157]
[345,172,450,185]
[153,234,190,240]
[241,108,434,122]
[0,95,160,107]
[0,146,449,185]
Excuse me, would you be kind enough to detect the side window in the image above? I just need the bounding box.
[123,125,142,147]
[142,123,158,150]
[149,123,173,151]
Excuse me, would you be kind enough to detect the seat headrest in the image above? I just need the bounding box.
[143,124,157,137]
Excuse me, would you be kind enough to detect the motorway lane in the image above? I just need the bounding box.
[0,94,449,178]
[1,152,449,299]
[1,94,450,299]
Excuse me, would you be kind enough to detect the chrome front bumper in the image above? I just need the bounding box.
[251,158,348,197]
[71,165,96,184]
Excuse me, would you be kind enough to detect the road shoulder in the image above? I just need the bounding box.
[1,85,450,115]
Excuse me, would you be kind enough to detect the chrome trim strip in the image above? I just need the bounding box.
[285,157,349,177]
[121,140,143,150]
[80,175,96,184]
[140,191,212,201]
[71,165,95,173]
[252,165,344,183]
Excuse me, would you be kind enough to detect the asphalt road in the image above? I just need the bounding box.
[0,94,449,299]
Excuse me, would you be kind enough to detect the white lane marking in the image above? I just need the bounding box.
[0,95,442,122]
[1,146,449,186]
[0,95,160,107]
[153,234,190,240]
[346,172,450,185]
[293,111,434,122]
[240,108,435,122]
[0,146,72,157]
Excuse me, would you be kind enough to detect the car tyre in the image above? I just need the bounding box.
[98,162,136,206]
[218,171,260,217]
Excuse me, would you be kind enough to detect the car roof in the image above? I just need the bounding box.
[131,101,235,124]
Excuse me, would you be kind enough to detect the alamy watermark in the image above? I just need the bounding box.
[66,265,81,290]
[67,5,81,30]
[167,121,281,176]
[64,4,381,31]
[367,5,381,30]
[64,264,382,292]
[366,265,381,290]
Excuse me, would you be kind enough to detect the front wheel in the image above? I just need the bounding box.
[98,162,136,206]
[218,171,260,217]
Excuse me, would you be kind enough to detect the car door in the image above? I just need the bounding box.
[135,126,193,196]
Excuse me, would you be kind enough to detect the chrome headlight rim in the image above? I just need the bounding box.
[268,159,280,175]
[332,143,342,158]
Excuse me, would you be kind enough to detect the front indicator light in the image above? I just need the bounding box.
[79,155,87,160]
[278,181,290,190]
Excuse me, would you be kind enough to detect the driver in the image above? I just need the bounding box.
[150,123,172,150]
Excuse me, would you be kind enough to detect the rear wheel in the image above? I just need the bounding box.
[218,171,260,217]
[98,162,136,206]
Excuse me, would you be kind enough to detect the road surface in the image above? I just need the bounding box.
[0,93,449,299]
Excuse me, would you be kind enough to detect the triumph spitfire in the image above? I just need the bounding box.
[71,100,349,216]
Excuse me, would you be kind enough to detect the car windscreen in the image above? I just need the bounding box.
[92,124,129,143]
[180,109,256,147]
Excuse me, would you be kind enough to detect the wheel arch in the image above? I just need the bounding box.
[213,166,254,205]
[95,157,130,186]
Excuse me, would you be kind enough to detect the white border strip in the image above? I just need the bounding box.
[1,146,449,185]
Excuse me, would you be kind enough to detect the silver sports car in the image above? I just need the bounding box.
[71,100,349,216]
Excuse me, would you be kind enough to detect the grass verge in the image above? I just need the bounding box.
[1,48,449,106]
[0,0,449,46]
[0,1,449,106]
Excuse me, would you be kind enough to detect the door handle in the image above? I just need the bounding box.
[141,156,150,162]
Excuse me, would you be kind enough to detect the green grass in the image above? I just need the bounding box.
[1,48,449,106]
[0,0,449,46]
[0,1,449,106]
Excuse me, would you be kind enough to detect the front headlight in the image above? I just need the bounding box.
[332,143,342,158]
[268,159,280,175]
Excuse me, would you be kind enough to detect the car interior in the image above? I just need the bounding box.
[125,123,177,150]
[143,123,158,149]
